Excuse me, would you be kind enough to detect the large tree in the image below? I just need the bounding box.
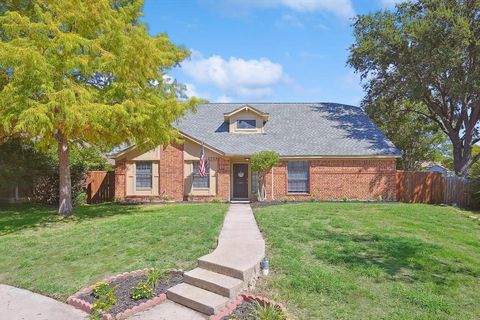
[348,0,480,176]
[0,0,197,215]
[366,100,447,170]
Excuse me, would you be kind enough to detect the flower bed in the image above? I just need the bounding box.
[211,294,287,320]
[68,268,183,320]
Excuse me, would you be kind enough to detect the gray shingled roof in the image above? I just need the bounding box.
[175,103,400,157]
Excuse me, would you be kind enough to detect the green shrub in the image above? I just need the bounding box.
[92,282,111,298]
[90,282,116,319]
[146,268,166,289]
[211,197,222,203]
[74,191,87,207]
[131,281,153,300]
[252,302,287,320]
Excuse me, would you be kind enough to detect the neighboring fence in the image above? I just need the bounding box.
[85,171,115,204]
[396,171,470,208]
[444,175,470,208]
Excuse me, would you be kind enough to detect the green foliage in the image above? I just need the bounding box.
[90,282,116,319]
[131,281,153,300]
[0,0,197,149]
[92,282,111,298]
[251,151,280,175]
[211,197,222,203]
[365,100,447,170]
[348,0,480,175]
[251,151,280,201]
[252,302,287,320]
[0,0,198,213]
[132,268,166,300]
[0,139,109,205]
[146,268,166,289]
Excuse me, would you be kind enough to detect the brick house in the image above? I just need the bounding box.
[113,103,400,202]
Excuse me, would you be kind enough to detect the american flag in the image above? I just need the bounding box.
[199,143,207,177]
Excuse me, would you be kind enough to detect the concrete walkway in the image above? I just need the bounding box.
[133,203,265,319]
[0,284,87,320]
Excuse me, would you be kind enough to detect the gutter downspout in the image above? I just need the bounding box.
[271,167,274,201]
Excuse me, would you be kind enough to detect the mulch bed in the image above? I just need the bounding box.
[79,270,183,316]
[219,301,257,320]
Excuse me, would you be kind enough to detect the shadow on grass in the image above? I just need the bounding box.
[313,231,474,284]
[0,203,140,235]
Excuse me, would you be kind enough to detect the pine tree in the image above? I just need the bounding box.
[0,0,197,215]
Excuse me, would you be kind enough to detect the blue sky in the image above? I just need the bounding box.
[143,0,400,106]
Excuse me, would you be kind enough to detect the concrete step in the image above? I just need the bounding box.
[184,268,244,299]
[167,283,229,316]
[197,257,245,280]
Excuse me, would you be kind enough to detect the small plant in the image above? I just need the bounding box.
[92,282,111,298]
[251,150,280,201]
[131,281,153,300]
[161,194,169,203]
[148,196,155,203]
[146,268,166,289]
[309,197,316,202]
[281,197,289,204]
[252,301,287,320]
[90,282,116,319]
[211,197,222,203]
[74,191,87,207]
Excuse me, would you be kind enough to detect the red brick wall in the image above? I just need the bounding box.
[264,159,396,201]
[217,158,231,201]
[114,159,126,200]
[159,143,184,201]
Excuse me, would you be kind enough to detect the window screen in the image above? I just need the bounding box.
[287,161,309,193]
[237,119,256,129]
[193,161,210,188]
[136,162,152,190]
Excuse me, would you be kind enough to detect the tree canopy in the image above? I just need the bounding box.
[251,150,280,201]
[348,0,480,176]
[366,100,447,170]
[0,0,197,214]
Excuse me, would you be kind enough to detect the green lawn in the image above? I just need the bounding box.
[0,203,227,300]
[254,203,480,320]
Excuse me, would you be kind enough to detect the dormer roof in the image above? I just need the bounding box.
[223,105,269,122]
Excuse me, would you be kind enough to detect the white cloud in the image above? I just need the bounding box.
[182,50,287,98]
[217,0,355,19]
[280,0,354,18]
[184,83,206,99]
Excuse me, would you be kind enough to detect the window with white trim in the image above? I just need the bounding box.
[236,119,256,130]
[287,161,309,193]
[136,162,152,190]
[193,161,210,188]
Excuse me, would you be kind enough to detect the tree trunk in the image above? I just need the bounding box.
[57,135,73,216]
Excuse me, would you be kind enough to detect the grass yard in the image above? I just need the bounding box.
[254,203,480,320]
[0,203,227,300]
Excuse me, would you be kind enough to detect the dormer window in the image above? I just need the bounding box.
[224,105,269,134]
[237,119,256,130]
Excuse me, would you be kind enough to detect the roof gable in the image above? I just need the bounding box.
[223,105,269,121]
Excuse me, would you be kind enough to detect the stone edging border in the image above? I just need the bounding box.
[209,293,287,320]
[67,268,181,320]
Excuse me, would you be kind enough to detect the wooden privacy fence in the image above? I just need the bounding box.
[85,171,115,204]
[396,171,470,207]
